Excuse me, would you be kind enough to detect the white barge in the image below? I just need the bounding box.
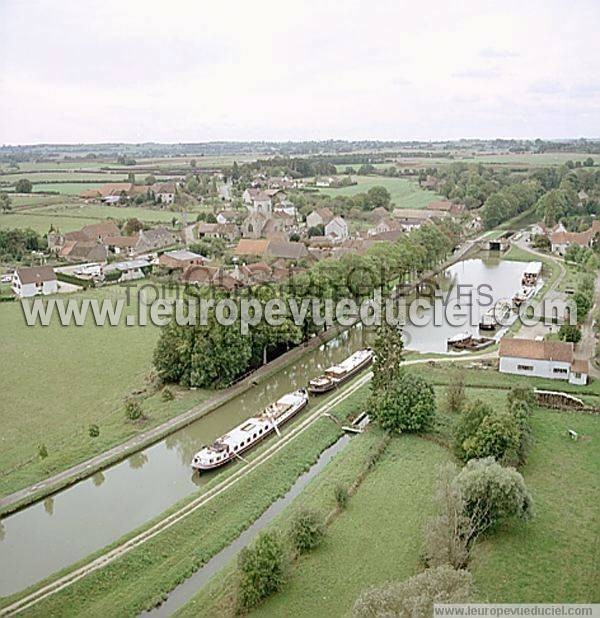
[191,389,309,471]
[479,300,512,330]
[308,348,373,394]
[512,286,535,307]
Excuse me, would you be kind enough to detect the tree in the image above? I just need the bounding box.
[15,178,32,193]
[123,218,143,236]
[370,321,404,392]
[423,463,470,569]
[0,192,11,213]
[559,323,582,343]
[371,371,436,433]
[351,566,472,618]
[308,224,324,237]
[444,366,466,413]
[289,508,325,554]
[454,457,533,543]
[237,532,285,611]
[366,186,391,210]
[124,399,142,421]
[453,400,520,463]
[574,290,593,322]
[190,159,197,168]
[144,175,156,185]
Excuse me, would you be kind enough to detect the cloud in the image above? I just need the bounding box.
[452,67,502,80]
[479,47,518,59]
[528,80,565,95]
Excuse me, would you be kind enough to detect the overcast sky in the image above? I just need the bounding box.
[1,0,599,144]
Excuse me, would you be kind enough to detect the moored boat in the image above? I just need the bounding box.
[448,330,494,351]
[479,300,512,330]
[308,348,373,394]
[191,389,309,471]
[512,286,535,307]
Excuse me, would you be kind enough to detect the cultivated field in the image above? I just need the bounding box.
[316,176,442,209]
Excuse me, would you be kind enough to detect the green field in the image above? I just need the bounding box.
[316,175,442,209]
[471,409,599,602]
[0,172,133,183]
[0,284,213,498]
[32,202,189,223]
[248,435,447,618]
[0,213,104,234]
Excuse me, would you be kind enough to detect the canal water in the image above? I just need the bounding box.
[0,257,527,597]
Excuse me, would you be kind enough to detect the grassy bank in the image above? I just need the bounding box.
[247,436,448,618]
[176,425,391,617]
[4,384,369,616]
[179,386,599,616]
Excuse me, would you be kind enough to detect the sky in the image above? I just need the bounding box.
[1,0,599,144]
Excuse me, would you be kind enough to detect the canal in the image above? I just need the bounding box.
[0,256,527,597]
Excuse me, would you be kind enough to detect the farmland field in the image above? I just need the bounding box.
[0,284,212,498]
[0,213,104,234]
[316,175,442,209]
[0,172,133,183]
[30,202,191,223]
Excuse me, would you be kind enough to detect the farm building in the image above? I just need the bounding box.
[12,265,57,298]
[499,338,588,385]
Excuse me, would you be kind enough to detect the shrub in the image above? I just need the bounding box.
[334,484,349,510]
[161,387,174,402]
[88,424,100,438]
[371,371,436,433]
[124,399,143,421]
[289,508,326,554]
[558,323,582,343]
[38,443,48,459]
[455,457,533,544]
[423,464,470,569]
[352,566,473,617]
[444,367,466,413]
[237,532,285,611]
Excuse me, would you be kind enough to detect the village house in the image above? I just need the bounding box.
[368,216,402,237]
[104,235,139,256]
[306,207,334,229]
[159,249,207,270]
[197,222,240,243]
[233,238,309,261]
[151,182,177,205]
[12,265,57,298]
[550,230,593,255]
[314,176,337,188]
[216,210,243,225]
[324,216,349,241]
[392,208,446,230]
[499,338,588,385]
[530,221,566,237]
[104,258,151,282]
[426,200,465,215]
[135,226,179,254]
[242,188,273,215]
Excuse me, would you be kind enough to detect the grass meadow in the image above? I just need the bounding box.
[316,175,442,209]
[0,284,213,498]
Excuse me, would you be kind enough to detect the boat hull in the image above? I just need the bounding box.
[192,398,309,472]
[308,354,373,395]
